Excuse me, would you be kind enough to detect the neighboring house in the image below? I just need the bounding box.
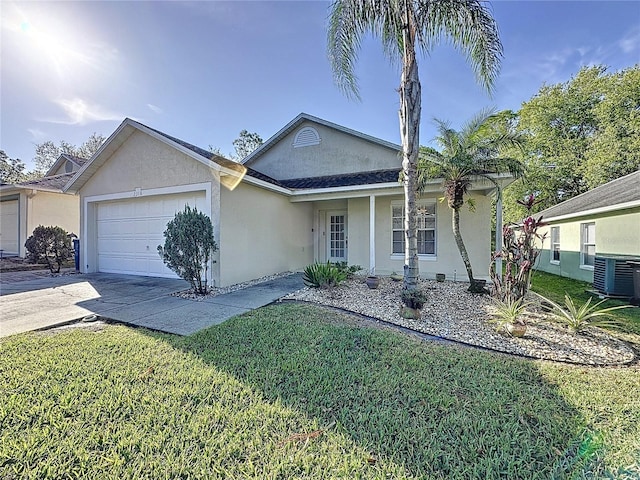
[535,170,640,284]
[0,154,85,257]
[64,114,505,287]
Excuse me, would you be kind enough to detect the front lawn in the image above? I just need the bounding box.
[1,304,639,479]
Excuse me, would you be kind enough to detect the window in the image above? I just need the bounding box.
[392,202,436,255]
[550,226,560,264]
[293,127,320,148]
[581,222,596,268]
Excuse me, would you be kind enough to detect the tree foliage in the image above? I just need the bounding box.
[327,0,502,291]
[0,150,28,184]
[210,130,263,161]
[418,109,525,290]
[157,206,218,295]
[504,65,640,223]
[33,133,106,176]
[24,225,73,273]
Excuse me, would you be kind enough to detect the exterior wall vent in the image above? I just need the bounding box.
[65,160,74,173]
[293,127,320,148]
[593,255,638,297]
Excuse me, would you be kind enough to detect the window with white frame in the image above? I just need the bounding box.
[581,222,596,268]
[392,202,436,255]
[550,226,560,264]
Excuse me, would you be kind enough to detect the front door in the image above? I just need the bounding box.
[327,211,347,262]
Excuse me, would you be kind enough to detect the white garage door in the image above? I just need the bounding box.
[97,192,206,277]
[0,200,20,256]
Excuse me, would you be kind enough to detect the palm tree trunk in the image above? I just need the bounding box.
[400,5,421,291]
[452,206,474,283]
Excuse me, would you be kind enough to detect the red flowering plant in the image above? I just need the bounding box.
[490,194,547,305]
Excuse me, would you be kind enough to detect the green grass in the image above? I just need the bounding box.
[530,270,640,335]
[2,304,639,479]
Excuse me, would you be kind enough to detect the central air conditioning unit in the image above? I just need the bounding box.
[593,255,638,297]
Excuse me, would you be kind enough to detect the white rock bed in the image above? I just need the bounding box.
[283,276,636,366]
[172,271,296,301]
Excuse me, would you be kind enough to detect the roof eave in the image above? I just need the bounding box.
[543,199,640,223]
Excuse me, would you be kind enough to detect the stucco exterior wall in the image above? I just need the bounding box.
[373,194,492,280]
[311,193,492,281]
[248,121,400,180]
[536,207,640,283]
[78,131,221,279]
[0,191,79,257]
[219,182,313,287]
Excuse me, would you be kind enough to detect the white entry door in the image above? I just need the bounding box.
[96,192,206,277]
[327,211,347,262]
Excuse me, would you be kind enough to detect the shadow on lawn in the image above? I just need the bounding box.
[162,303,604,479]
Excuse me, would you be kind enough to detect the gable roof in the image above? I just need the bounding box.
[45,153,89,177]
[241,113,401,166]
[537,170,640,221]
[63,118,287,193]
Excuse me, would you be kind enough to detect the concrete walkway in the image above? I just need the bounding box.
[0,272,304,337]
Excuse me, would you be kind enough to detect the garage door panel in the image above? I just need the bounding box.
[0,200,20,255]
[96,192,206,278]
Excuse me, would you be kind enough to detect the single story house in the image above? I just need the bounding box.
[0,154,85,257]
[64,114,506,287]
[535,170,640,285]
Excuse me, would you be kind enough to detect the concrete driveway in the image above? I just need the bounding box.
[0,272,303,337]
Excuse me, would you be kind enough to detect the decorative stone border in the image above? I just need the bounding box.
[283,276,637,366]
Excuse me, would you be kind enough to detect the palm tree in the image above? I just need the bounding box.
[418,109,525,291]
[327,0,502,290]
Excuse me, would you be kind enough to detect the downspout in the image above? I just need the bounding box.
[494,185,503,276]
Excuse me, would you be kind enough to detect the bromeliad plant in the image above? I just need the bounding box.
[303,262,348,289]
[544,294,630,333]
[490,193,547,303]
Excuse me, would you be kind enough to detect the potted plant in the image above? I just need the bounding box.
[488,297,529,337]
[400,288,427,319]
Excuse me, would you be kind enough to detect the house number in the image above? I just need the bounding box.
[133,187,143,197]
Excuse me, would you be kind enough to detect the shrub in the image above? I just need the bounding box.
[157,206,217,295]
[24,225,73,273]
[303,262,347,288]
[490,193,547,302]
[333,261,362,279]
[544,294,630,333]
[401,288,427,310]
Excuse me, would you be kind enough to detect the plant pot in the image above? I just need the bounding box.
[366,276,380,289]
[400,306,421,319]
[506,323,527,337]
[436,273,446,282]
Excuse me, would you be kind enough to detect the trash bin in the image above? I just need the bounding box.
[73,238,80,272]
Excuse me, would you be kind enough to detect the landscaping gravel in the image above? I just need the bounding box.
[283,276,636,366]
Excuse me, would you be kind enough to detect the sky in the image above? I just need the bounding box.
[1,1,639,170]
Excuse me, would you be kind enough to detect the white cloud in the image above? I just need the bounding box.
[43,98,123,125]
[27,127,48,141]
[147,103,163,114]
[619,27,640,54]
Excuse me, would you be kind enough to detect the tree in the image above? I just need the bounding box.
[33,133,106,176]
[503,65,640,223]
[417,109,525,291]
[157,206,218,295]
[327,0,502,290]
[0,150,28,184]
[210,130,263,161]
[232,130,263,160]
